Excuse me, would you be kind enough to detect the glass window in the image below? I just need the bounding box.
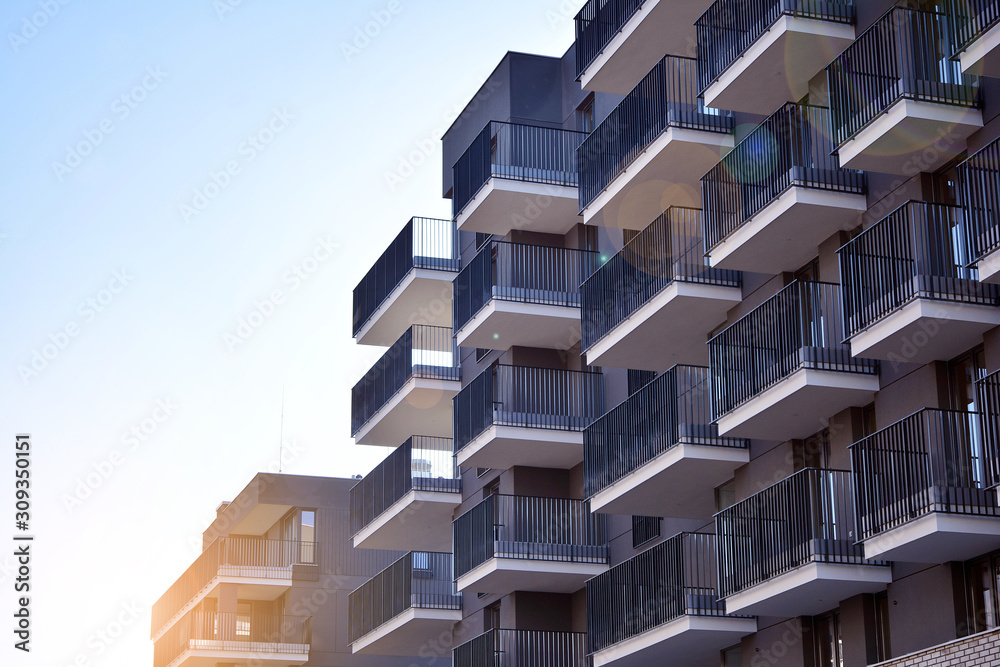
[814,611,843,667]
[874,591,891,661]
[716,479,736,513]
[967,554,1000,634]
[721,644,742,667]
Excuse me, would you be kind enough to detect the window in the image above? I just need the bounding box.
[412,551,430,571]
[814,611,843,667]
[486,601,502,631]
[874,591,891,661]
[476,232,494,250]
[966,551,1000,634]
[476,347,491,362]
[721,644,742,667]
[577,95,595,134]
[631,516,661,549]
[476,467,492,478]
[281,509,317,564]
[949,347,987,488]
[627,369,656,395]
[861,402,877,438]
[716,479,736,513]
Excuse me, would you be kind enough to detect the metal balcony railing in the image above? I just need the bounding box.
[708,281,878,421]
[350,324,460,436]
[701,103,866,252]
[348,551,461,644]
[151,537,317,639]
[454,629,588,667]
[828,6,979,149]
[959,136,1000,264]
[353,217,459,337]
[349,436,460,537]
[948,0,1000,56]
[851,408,999,543]
[577,56,733,211]
[715,468,881,599]
[697,0,855,95]
[584,365,747,499]
[452,121,587,220]
[978,370,1000,489]
[154,612,311,667]
[453,241,599,335]
[453,365,604,454]
[453,495,608,579]
[574,0,645,78]
[838,201,1000,338]
[580,207,740,352]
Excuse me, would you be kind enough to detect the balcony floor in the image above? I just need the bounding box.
[455,299,581,351]
[353,377,461,446]
[976,245,1000,284]
[959,20,1000,75]
[355,269,454,347]
[592,615,757,667]
[166,642,310,667]
[351,607,463,656]
[456,425,584,470]
[455,178,579,236]
[862,513,1000,563]
[456,557,607,596]
[352,488,460,553]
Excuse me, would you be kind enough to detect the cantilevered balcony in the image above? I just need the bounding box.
[453,495,608,595]
[454,629,587,667]
[697,0,855,115]
[154,612,310,667]
[828,6,982,175]
[349,552,462,656]
[838,201,1000,364]
[575,0,714,94]
[579,56,733,228]
[581,208,741,369]
[585,365,748,519]
[587,533,756,667]
[350,436,460,553]
[709,281,879,441]
[949,0,1000,74]
[453,241,598,350]
[702,104,867,274]
[851,409,1000,563]
[716,469,891,617]
[454,365,604,470]
[959,137,1000,283]
[452,121,586,236]
[353,217,459,346]
[351,324,460,446]
[151,537,317,642]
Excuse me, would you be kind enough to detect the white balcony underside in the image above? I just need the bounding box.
[351,607,463,656]
[837,99,982,175]
[166,643,310,667]
[355,269,455,347]
[353,377,461,446]
[351,488,460,553]
[455,179,579,236]
[456,557,607,596]
[456,425,584,470]
[582,127,733,230]
[862,513,1000,563]
[703,15,855,116]
[584,281,741,370]
[592,615,758,667]
[959,20,1000,75]
[455,299,581,351]
[976,246,1000,284]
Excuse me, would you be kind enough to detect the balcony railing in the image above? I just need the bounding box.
[151,537,317,638]
[353,217,459,337]
[978,370,1000,488]
[587,532,735,654]
[959,136,1000,264]
[453,365,604,454]
[696,0,855,95]
[584,365,747,498]
[453,241,599,335]
[452,121,587,219]
[351,324,459,436]
[349,436,460,537]
[154,612,311,667]
[574,0,645,78]
[453,495,608,579]
[827,6,979,149]
[580,207,741,351]
[577,56,733,211]
[708,281,878,421]
[838,201,1000,338]
[348,551,461,644]
[701,103,866,252]
[949,0,1000,56]
[851,408,999,543]
[716,468,878,599]
[454,629,588,667]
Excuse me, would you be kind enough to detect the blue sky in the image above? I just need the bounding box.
[1,1,580,663]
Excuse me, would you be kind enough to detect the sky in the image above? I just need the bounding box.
[1,1,582,664]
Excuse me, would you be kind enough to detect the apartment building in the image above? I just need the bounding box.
[345,1,1000,666]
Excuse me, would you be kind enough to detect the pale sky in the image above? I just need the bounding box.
[1,1,581,664]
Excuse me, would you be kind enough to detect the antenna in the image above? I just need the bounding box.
[279,386,285,473]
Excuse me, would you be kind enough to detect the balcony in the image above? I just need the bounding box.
[154,612,310,667]
[851,409,1000,563]
[838,201,1000,364]
[349,552,462,656]
[453,495,608,595]
[351,324,460,446]
[575,0,714,94]
[959,137,1000,283]
[151,537,317,642]
[697,0,855,115]
[581,208,741,370]
[828,6,982,175]
[702,104,867,274]
[716,469,891,616]
[453,241,598,351]
[350,436,460,553]
[454,629,587,667]
[579,56,734,228]
[978,370,1000,491]
[353,217,459,346]
[709,281,879,441]
[950,0,1000,74]
[454,365,604,470]
[585,366,748,519]
[587,533,756,667]
[452,121,585,236]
